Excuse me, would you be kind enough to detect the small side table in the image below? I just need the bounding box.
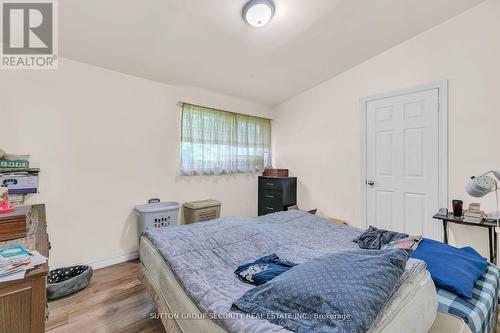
[433,213,498,265]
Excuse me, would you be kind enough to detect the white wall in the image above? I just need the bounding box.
[0,59,271,268]
[272,0,500,258]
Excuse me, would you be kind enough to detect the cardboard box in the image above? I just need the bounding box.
[0,160,29,169]
[263,169,289,177]
[0,173,38,194]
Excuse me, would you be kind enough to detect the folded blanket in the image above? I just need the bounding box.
[382,235,422,250]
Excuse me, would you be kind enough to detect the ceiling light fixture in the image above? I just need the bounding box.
[242,0,275,28]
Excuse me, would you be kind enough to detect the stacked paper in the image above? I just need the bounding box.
[0,244,47,282]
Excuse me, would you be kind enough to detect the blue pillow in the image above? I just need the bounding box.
[410,238,487,298]
[234,254,296,286]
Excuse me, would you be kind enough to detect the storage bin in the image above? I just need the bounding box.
[134,200,180,238]
[183,199,221,224]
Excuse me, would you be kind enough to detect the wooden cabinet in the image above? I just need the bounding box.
[258,177,297,216]
[0,204,49,333]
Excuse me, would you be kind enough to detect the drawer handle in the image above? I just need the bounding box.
[266,206,274,210]
[266,182,275,186]
[266,195,274,198]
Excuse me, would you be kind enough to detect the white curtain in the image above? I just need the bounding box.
[181,103,271,176]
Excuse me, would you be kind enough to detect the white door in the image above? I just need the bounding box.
[365,88,440,240]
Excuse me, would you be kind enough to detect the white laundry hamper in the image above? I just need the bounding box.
[134,199,180,238]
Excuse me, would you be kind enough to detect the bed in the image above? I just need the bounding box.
[138,210,444,332]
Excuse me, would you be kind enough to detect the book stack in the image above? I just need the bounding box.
[0,206,31,241]
[464,203,484,223]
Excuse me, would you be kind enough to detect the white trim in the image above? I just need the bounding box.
[87,251,139,270]
[360,80,449,240]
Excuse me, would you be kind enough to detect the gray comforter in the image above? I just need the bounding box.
[144,210,424,333]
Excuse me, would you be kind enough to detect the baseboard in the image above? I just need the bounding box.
[88,251,139,270]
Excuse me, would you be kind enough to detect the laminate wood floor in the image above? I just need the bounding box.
[46,260,165,333]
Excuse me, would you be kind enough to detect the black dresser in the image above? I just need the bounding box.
[258,176,297,216]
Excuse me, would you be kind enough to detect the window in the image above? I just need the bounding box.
[180,103,271,176]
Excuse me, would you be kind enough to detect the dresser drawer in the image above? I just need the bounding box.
[258,204,280,215]
[258,177,283,191]
[258,190,282,216]
[259,190,282,203]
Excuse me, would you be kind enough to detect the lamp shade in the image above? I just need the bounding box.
[465,175,495,198]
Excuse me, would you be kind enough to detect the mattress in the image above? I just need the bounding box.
[139,235,438,333]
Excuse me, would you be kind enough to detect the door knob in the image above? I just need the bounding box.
[367,180,375,186]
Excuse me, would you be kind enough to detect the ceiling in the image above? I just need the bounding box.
[60,0,484,107]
